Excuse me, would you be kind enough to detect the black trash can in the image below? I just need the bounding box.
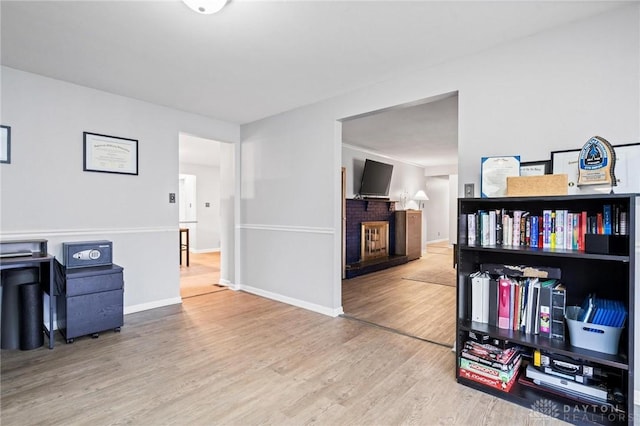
[1,280,21,350]
[19,282,44,350]
[1,267,39,350]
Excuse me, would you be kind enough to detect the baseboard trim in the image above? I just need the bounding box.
[219,278,238,290]
[426,238,450,245]
[191,248,220,254]
[239,284,343,317]
[124,297,182,315]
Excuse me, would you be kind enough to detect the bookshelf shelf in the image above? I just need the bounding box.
[459,320,628,370]
[460,244,630,262]
[456,194,637,425]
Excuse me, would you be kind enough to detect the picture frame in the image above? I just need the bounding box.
[1,125,11,164]
[551,142,640,195]
[519,160,551,176]
[83,132,138,175]
[481,155,520,198]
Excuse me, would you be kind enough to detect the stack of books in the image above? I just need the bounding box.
[460,204,628,251]
[469,270,566,340]
[459,338,522,392]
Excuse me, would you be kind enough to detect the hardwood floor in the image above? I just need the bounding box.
[180,251,223,298]
[342,241,456,346]
[0,289,564,425]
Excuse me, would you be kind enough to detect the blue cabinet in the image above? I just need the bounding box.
[56,263,123,343]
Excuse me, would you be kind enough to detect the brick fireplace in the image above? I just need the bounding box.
[345,199,396,265]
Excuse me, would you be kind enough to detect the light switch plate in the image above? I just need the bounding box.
[464,183,474,198]
[169,193,176,203]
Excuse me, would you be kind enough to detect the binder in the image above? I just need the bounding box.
[488,278,499,327]
[538,280,557,337]
[471,272,490,323]
[550,284,566,340]
[498,277,511,329]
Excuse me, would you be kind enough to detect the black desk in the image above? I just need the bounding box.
[0,255,55,349]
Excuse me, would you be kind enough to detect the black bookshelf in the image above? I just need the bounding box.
[456,194,637,425]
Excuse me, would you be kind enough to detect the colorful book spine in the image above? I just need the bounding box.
[565,212,573,250]
[579,211,587,250]
[603,204,612,235]
[555,210,565,250]
[530,216,539,248]
[459,357,521,383]
[542,210,552,249]
[467,214,476,245]
[550,211,556,249]
[513,211,522,246]
[498,277,511,329]
[458,366,519,392]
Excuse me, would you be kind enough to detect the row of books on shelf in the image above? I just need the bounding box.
[469,271,566,339]
[459,204,629,250]
[459,333,625,410]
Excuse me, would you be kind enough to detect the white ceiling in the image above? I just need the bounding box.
[179,133,221,167]
[1,1,628,168]
[342,93,458,169]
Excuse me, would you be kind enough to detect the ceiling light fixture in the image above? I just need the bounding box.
[182,0,229,15]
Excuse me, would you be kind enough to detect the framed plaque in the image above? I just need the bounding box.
[83,132,138,175]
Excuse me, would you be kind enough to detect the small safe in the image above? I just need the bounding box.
[55,261,124,343]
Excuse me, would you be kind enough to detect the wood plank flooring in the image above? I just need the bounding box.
[342,241,456,346]
[1,288,564,425]
[180,251,222,298]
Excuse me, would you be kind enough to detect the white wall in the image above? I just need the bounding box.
[0,66,240,312]
[238,4,639,388]
[179,163,222,252]
[424,176,450,243]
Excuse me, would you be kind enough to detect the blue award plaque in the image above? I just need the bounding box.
[577,136,616,187]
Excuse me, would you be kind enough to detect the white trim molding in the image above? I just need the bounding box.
[238,224,334,235]
[0,226,177,239]
[239,284,343,317]
[124,297,182,315]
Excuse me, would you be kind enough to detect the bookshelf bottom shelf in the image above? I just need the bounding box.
[457,376,628,425]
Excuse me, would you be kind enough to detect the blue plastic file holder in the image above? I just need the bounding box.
[565,306,624,355]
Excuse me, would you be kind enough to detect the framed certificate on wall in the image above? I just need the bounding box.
[481,155,520,197]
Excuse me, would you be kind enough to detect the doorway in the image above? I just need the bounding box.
[339,92,459,346]
[178,133,234,299]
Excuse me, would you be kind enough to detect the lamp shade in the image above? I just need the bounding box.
[414,190,429,201]
[182,0,228,14]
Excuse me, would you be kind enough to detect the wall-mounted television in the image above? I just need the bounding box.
[359,159,393,198]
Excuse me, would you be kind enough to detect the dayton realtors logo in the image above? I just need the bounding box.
[530,398,631,423]
[530,399,560,419]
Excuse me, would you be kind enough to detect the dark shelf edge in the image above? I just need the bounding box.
[459,320,629,370]
[458,244,630,262]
